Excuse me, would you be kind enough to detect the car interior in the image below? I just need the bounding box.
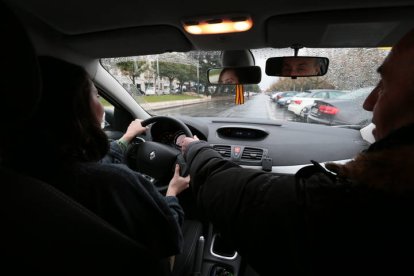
[2,0,414,275]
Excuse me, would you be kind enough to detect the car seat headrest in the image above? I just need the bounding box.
[1,0,41,127]
[221,49,255,66]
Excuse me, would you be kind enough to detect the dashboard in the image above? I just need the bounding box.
[150,124,187,149]
[149,116,371,174]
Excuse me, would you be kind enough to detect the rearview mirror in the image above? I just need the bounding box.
[265,56,329,77]
[208,66,262,85]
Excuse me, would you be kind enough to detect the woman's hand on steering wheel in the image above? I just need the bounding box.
[121,119,148,143]
[126,116,193,188]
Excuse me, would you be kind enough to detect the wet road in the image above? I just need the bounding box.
[154,93,302,122]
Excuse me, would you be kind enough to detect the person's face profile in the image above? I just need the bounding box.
[219,69,239,84]
[281,58,320,76]
[89,81,105,125]
[363,30,414,141]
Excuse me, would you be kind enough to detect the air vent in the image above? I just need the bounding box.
[241,147,263,161]
[212,145,231,158]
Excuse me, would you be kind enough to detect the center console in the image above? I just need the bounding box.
[199,224,241,276]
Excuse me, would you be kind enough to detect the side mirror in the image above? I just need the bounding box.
[208,66,262,85]
[265,56,329,77]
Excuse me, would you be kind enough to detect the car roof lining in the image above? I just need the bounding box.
[6,0,414,58]
[7,0,413,34]
[64,26,193,58]
[267,7,414,48]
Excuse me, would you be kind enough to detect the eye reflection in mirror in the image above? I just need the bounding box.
[266,56,329,77]
[219,68,239,84]
[208,66,262,85]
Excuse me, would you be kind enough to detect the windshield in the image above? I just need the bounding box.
[336,86,375,100]
[295,92,310,97]
[101,47,388,128]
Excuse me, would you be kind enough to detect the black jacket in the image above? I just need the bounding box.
[48,162,184,259]
[184,125,414,275]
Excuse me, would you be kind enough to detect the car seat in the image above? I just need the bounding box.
[0,1,172,275]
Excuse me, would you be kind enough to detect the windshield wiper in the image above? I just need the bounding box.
[332,125,362,130]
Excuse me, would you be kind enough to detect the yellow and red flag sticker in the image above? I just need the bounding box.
[235,84,245,104]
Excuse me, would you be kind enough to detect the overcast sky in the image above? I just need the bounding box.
[255,57,277,91]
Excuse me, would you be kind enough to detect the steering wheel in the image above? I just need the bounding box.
[125,116,193,189]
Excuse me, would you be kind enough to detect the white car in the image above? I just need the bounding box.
[288,89,347,117]
[145,87,156,95]
[270,91,283,102]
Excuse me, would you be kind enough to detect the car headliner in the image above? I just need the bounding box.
[6,0,414,58]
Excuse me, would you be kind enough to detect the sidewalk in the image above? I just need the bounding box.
[137,95,233,111]
[146,96,212,110]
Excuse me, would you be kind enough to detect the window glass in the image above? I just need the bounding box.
[101,48,388,128]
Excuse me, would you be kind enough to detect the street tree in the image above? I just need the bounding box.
[175,64,197,93]
[115,60,149,85]
[269,77,335,92]
[187,51,221,93]
[158,61,181,91]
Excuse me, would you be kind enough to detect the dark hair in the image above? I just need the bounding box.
[4,56,109,174]
[38,56,109,162]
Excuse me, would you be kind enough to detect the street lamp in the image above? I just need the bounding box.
[155,55,160,94]
[197,53,200,94]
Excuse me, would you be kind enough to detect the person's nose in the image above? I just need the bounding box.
[363,85,379,111]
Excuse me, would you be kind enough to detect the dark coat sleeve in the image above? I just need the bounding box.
[100,141,184,226]
[185,142,306,274]
[71,163,184,259]
[100,140,125,164]
[184,141,351,275]
[185,142,414,275]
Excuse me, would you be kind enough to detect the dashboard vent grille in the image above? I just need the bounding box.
[212,145,231,158]
[241,147,263,161]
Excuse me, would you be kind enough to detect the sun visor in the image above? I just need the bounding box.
[267,7,414,48]
[65,25,193,58]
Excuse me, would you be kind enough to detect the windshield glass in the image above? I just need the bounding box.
[101,47,388,128]
[336,86,375,100]
[295,92,310,97]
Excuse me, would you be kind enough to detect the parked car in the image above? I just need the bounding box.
[277,91,307,107]
[288,89,347,118]
[274,91,300,106]
[270,91,283,102]
[307,87,374,128]
[145,87,156,95]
